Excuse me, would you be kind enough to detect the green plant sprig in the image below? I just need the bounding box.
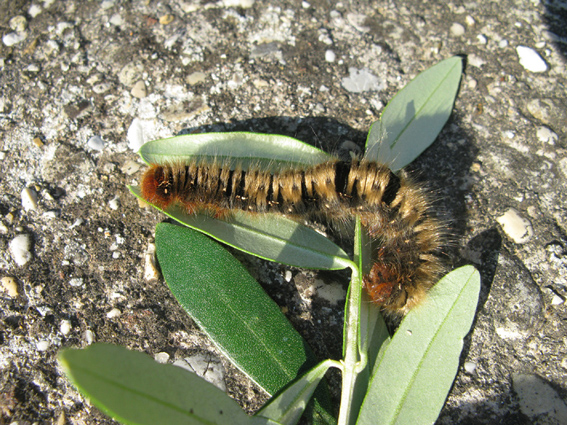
[59,56,480,425]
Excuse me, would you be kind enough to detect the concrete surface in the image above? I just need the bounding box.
[1,0,566,424]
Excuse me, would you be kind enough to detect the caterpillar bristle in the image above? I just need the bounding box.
[140,157,446,315]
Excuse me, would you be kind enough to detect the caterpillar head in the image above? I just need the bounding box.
[141,165,174,210]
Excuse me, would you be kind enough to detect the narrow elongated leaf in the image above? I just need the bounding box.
[156,223,313,395]
[365,56,463,170]
[130,186,351,271]
[258,360,335,425]
[59,344,278,425]
[132,132,350,270]
[341,219,389,424]
[139,132,333,172]
[357,265,480,425]
[155,223,336,424]
[350,296,389,425]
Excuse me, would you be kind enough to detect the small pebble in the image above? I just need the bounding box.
[1,276,18,297]
[464,361,477,374]
[465,15,475,26]
[33,137,44,147]
[103,162,116,174]
[499,39,509,48]
[70,218,84,229]
[21,187,38,211]
[154,352,170,363]
[87,135,105,151]
[131,80,147,98]
[2,32,27,47]
[9,15,27,32]
[109,14,124,27]
[341,68,383,93]
[470,162,481,172]
[69,278,84,287]
[536,126,558,144]
[44,39,60,55]
[468,54,486,68]
[55,22,74,36]
[318,32,333,45]
[26,64,40,73]
[496,208,533,244]
[127,118,145,151]
[317,281,346,305]
[119,62,144,87]
[92,83,112,94]
[477,34,487,44]
[101,0,115,10]
[159,14,174,25]
[164,33,181,49]
[450,23,465,36]
[325,49,336,62]
[9,234,33,266]
[516,46,548,73]
[121,160,142,175]
[221,0,254,8]
[85,329,95,345]
[106,308,121,318]
[109,197,120,210]
[551,294,564,305]
[284,270,293,282]
[56,411,65,425]
[186,72,206,85]
[60,320,72,335]
[36,340,50,351]
[28,4,42,18]
[144,243,160,281]
[36,306,52,317]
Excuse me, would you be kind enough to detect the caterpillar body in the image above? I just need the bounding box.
[141,158,444,315]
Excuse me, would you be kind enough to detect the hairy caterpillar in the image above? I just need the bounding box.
[141,158,444,315]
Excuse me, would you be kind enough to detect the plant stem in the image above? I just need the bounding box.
[337,218,365,425]
[337,265,362,425]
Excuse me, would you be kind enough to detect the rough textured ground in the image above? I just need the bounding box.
[1,0,566,424]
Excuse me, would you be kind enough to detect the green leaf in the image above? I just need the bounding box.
[155,223,314,395]
[130,186,352,271]
[357,265,481,425]
[139,132,333,172]
[365,56,463,170]
[59,344,278,425]
[133,132,350,270]
[350,296,389,425]
[155,223,336,424]
[339,218,390,425]
[258,360,336,425]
